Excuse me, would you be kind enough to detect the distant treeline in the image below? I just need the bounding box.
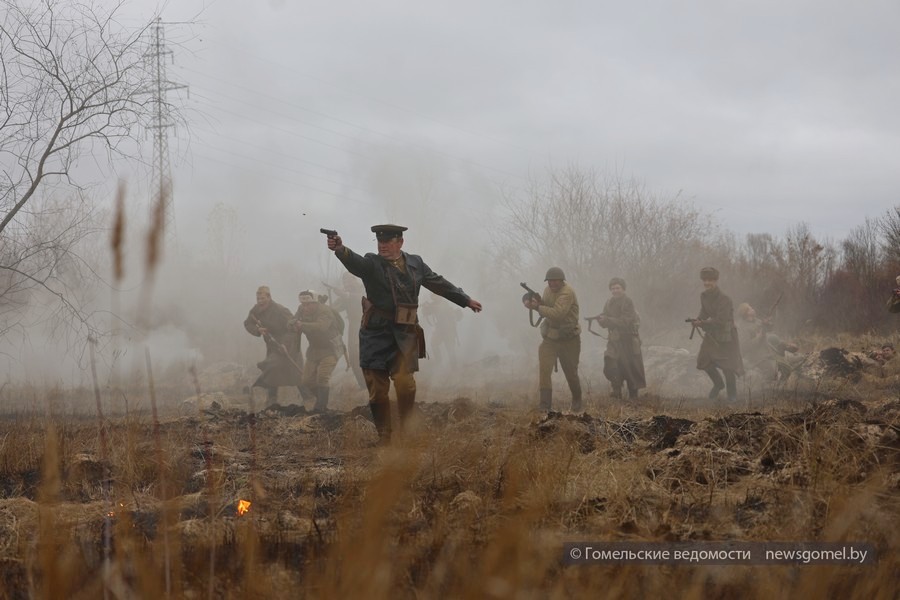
[494,167,899,336]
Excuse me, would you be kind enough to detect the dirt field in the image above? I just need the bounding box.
[0,367,897,598]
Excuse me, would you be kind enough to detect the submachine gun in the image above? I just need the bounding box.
[584,315,605,337]
[685,318,718,346]
[520,282,543,327]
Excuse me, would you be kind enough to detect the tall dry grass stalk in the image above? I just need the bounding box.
[144,347,173,595]
[88,338,112,600]
[190,364,219,600]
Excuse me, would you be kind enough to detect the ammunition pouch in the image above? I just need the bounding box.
[415,323,427,358]
[395,303,418,325]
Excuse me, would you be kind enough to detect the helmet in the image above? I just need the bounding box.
[544,267,566,281]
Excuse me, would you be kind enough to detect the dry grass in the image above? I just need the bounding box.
[0,373,897,599]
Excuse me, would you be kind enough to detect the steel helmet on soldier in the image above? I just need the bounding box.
[544,267,566,281]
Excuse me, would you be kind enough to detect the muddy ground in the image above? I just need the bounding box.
[0,376,898,598]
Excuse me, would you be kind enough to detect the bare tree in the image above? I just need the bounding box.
[878,204,900,265]
[842,218,882,289]
[493,165,720,329]
[0,0,162,348]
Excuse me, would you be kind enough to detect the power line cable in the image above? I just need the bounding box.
[210,34,541,158]
[187,92,515,201]
[179,66,530,189]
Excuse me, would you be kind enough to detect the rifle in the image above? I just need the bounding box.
[252,315,304,376]
[520,282,543,327]
[763,291,784,325]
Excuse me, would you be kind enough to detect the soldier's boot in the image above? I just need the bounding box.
[313,387,330,412]
[538,388,552,411]
[724,372,738,403]
[705,368,725,400]
[369,402,392,445]
[570,386,583,413]
[610,385,622,400]
[266,387,278,407]
[626,385,639,400]
[397,391,416,429]
[298,385,315,403]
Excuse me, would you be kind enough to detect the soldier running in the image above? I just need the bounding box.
[243,285,304,405]
[522,267,582,412]
[689,267,744,402]
[325,224,482,444]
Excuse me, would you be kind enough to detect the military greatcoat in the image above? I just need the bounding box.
[243,300,303,387]
[599,294,646,390]
[696,287,744,375]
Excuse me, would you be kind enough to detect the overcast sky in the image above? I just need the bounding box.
[118,0,899,252]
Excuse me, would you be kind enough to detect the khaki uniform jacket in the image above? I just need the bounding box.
[537,283,581,340]
[293,303,344,360]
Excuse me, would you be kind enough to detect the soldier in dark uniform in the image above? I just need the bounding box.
[591,277,646,400]
[689,268,744,402]
[325,225,483,443]
[243,285,304,405]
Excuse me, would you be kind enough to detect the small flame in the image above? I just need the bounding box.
[237,499,251,516]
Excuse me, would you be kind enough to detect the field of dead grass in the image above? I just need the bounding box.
[0,372,898,599]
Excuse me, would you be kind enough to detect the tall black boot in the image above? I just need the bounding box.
[725,371,738,403]
[705,368,725,400]
[314,387,330,412]
[539,388,552,411]
[369,402,392,445]
[266,387,278,406]
[610,384,622,399]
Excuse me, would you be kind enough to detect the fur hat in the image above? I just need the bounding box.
[608,277,626,290]
[298,290,318,303]
[700,267,720,281]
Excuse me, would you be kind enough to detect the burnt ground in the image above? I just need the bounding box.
[0,389,898,598]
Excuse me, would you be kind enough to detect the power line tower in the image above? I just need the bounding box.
[146,18,187,247]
